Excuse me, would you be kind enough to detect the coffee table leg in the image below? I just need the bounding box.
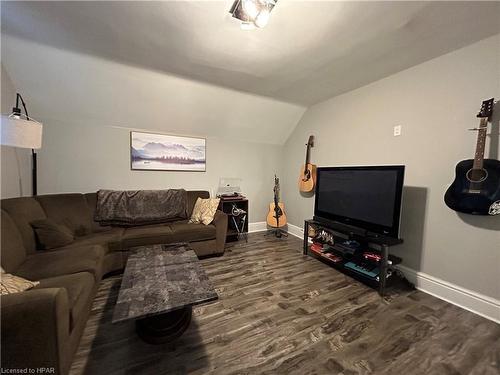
[135,306,193,344]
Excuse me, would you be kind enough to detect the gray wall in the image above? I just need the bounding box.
[37,116,281,221]
[282,35,500,299]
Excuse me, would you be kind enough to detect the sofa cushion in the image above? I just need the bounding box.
[1,210,27,273]
[15,245,105,282]
[35,194,93,237]
[122,224,174,249]
[35,272,94,330]
[31,219,75,250]
[83,193,112,233]
[169,221,216,242]
[68,228,124,253]
[1,197,47,254]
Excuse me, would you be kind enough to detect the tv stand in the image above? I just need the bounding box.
[303,219,403,296]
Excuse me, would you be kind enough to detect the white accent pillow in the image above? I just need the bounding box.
[1,273,40,295]
[189,198,220,225]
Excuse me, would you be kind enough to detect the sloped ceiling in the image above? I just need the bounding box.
[1,35,305,145]
[2,1,499,106]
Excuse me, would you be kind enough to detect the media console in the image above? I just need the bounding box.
[303,219,403,296]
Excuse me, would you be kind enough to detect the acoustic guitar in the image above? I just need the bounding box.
[299,135,317,192]
[266,175,288,227]
[444,98,500,215]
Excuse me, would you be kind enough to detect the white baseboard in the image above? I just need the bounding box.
[397,265,500,324]
[249,222,305,236]
[248,221,267,233]
[287,223,304,239]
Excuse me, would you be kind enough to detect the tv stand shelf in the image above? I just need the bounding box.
[303,219,403,296]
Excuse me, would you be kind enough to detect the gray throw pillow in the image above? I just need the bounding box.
[31,219,75,250]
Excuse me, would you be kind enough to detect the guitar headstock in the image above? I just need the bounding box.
[306,135,314,147]
[477,98,494,119]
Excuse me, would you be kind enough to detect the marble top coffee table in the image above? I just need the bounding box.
[112,243,218,344]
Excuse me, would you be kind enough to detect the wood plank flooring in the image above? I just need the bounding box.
[70,233,500,375]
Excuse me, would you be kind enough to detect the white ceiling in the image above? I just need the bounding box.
[2,1,500,106]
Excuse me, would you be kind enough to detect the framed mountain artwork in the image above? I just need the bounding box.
[130,131,206,171]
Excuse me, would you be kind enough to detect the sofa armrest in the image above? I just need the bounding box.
[213,210,228,254]
[1,288,70,375]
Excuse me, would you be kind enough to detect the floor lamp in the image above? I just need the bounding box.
[1,93,43,196]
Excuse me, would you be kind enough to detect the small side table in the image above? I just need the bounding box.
[218,197,248,242]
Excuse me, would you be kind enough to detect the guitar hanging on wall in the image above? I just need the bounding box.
[298,135,317,192]
[444,98,500,215]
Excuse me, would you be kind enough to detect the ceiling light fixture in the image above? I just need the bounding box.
[229,0,277,30]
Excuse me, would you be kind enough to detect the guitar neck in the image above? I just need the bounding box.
[302,148,310,176]
[274,179,280,205]
[473,117,488,170]
[303,136,314,172]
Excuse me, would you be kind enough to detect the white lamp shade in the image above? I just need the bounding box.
[1,115,43,149]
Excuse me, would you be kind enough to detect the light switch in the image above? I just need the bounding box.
[393,125,402,136]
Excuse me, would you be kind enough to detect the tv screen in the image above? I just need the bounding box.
[314,166,405,238]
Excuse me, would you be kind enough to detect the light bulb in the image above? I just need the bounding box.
[254,8,270,28]
[242,0,259,19]
[241,22,256,31]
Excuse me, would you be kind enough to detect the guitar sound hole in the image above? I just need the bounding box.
[466,168,488,183]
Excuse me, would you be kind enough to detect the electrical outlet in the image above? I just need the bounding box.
[393,125,402,136]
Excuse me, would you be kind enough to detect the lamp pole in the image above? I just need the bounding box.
[32,150,37,196]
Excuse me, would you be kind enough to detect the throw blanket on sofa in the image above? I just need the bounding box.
[95,189,188,226]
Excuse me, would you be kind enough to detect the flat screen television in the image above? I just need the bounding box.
[314,165,405,239]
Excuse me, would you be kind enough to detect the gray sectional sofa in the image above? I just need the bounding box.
[0,190,227,375]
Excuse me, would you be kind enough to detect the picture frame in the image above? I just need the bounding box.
[130,131,206,172]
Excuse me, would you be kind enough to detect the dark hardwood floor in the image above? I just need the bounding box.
[70,233,500,375]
